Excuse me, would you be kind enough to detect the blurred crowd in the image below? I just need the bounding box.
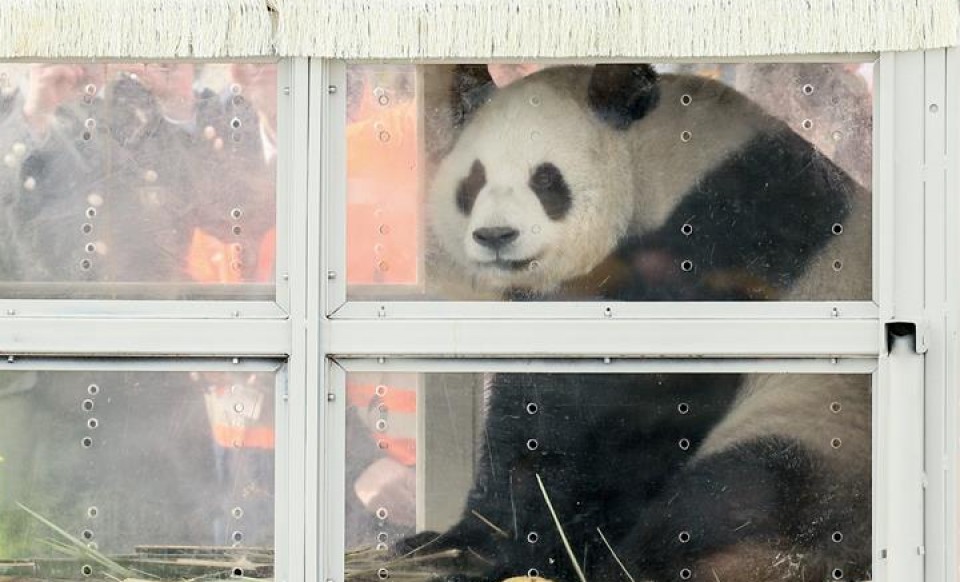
[0,60,874,556]
[0,62,280,556]
[0,62,277,290]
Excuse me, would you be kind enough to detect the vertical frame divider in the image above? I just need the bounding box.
[874,50,928,582]
[922,48,950,582]
[307,57,329,582]
[282,56,312,582]
[323,62,348,315]
[943,45,960,582]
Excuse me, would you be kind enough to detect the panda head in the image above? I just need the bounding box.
[428,65,660,295]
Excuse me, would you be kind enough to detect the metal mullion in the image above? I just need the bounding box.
[872,50,927,582]
[354,54,880,66]
[0,318,290,356]
[322,361,348,582]
[323,61,348,315]
[274,58,296,317]
[334,300,879,320]
[921,48,950,582]
[332,356,877,375]
[278,56,311,582]
[0,356,281,372]
[307,57,331,582]
[0,299,285,319]
[942,45,960,582]
[326,318,879,358]
[273,363,293,582]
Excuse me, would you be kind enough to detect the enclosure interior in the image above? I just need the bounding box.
[342,369,873,582]
[343,62,874,303]
[0,57,886,582]
[0,365,279,580]
[0,62,278,300]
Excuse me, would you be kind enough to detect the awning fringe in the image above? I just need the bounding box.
[0,0,956,59]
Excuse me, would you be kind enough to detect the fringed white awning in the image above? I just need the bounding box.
[0,0,274,58]
[1,0,957,60]
[276,0,960,59]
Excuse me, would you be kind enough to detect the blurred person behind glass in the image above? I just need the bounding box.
[0,62,279,554]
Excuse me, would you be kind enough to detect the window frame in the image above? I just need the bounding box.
[310,52,942,582]
[0,48,954,582]
[0,58,295,321]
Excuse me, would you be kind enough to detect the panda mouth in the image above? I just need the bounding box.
[496,259,533,271]
[484,256,539,272]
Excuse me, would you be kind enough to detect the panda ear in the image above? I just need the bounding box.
[587,64,660,130]
[450,64,496,128]
[423,65,496,162]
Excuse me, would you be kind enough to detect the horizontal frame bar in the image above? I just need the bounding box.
[333,357,878,374]
[0,299,286,319]
[326,319,881,358]
[333,300,878,320]
[0,356,283,371]
[0,319,291,356]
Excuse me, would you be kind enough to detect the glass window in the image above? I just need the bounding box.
[345,63,873,302]
[0,63,278,300]
[0,366,278,577]
[343,370,872,582]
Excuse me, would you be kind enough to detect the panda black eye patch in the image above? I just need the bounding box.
[456,159,487,215]
[529,162,572,220]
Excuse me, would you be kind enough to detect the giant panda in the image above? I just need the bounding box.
[396,64,872,582]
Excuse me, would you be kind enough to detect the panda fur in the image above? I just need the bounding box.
[405,65,871,582]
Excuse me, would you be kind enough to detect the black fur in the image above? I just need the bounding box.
[403,65,870,582]
[588,64,660,130]
[396,373,742,582]
[508,129,861,302]
[617,128,860,301]
[451,65,496,129]
[528,162,573,220]
[456,159,487,215]
[607,436,871,582]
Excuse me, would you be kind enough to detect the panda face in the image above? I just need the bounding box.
[428,69,635,294]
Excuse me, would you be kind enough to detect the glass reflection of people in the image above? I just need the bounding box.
[0,63,279,553]
[0,63,277,287]
[342,65,545,549]
[343,70,421,546]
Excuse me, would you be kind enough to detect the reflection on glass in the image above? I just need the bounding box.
[345,63,874,302]
[345,371,872,582]
[0,368,276,579]
[0,63,278,300]
[345,373,421,551]
[346,66,422,291]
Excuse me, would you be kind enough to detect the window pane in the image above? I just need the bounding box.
[345,63,873,302]
[0,63,277,300]
[0,367,277,578]
[345,371,872,581]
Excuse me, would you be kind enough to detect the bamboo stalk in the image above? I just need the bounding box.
[596,528,635,582]
[535,474,587,582]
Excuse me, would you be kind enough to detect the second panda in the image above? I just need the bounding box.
[399,64,871,582]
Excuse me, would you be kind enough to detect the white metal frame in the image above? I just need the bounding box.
[0,57,312,582]
[0,59,295,322]
[322,357,881,582]
[311,51,947,582]
[0,355,292,582]
[0,47,955,582]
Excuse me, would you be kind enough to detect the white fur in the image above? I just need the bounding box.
[429,65,872,470]
[429,68,631,294]
[428,67,773,294]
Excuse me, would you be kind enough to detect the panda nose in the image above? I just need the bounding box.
[473,226,520,250]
